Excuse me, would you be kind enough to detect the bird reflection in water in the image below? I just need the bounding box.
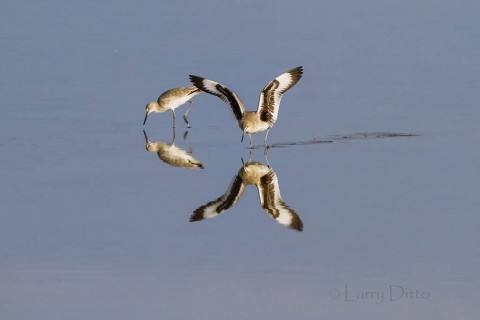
[190,155,302,231]
[143,128,204,169]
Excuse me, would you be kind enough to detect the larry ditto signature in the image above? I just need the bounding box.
[329,285,430,304]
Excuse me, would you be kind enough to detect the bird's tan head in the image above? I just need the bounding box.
[146,102,158,113]
[240,120,251,143]
[240,119,251,132]
[143,102,159,125]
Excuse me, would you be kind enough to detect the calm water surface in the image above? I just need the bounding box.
[1,1,479,319]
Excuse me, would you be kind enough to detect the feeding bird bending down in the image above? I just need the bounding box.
[143,86,201,128]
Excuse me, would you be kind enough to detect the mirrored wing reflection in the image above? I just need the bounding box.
[191,158,303,231]
[143,129,204,170]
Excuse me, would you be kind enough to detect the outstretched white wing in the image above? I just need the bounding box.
[256,66,303,126]
[190,175,246,222]
[257,169,303,231]
[189,75,246,121]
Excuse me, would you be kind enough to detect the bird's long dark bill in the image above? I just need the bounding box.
[143,112,148,125]
[241,131,245,143]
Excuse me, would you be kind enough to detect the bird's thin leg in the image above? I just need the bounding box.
[249,134,253,149]
[264,146,270,166]
[184,130,193,153]
[264,128,270,149]
[143,129,149,144]
[183,101,193,128]
[171,109,177,128]
[171,125,176,145]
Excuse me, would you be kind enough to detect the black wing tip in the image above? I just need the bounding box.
[189,74,202,80]
[290,219,304,231]
[190,162,204,169]
[281,66,303,88]
[189,75,210,93]
[187,159,204,169]
[190,208,206,222]
[189,75,203,84]
[288,66,304,79]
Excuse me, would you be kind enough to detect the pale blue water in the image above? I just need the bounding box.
[1,1,479,319]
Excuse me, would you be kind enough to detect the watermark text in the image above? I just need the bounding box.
[329,285,430,304]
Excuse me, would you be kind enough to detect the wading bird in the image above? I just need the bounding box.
[189,66,303,148]
[143,86,201,128]
[143,129,203,170]
[190,158,302,231]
